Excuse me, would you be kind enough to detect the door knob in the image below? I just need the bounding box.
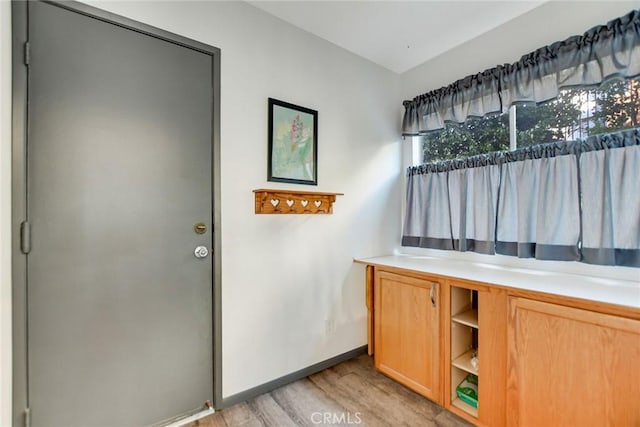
[194,246,209,259]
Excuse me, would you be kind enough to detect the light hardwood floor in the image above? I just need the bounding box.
[189,355,471,427]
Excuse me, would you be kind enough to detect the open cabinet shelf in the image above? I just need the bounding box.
[450,286,479,420]
[452,397,479,418]
[452,309,478,328]
[452,349,478,375]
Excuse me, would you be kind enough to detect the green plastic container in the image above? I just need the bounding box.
[456,374,478,408]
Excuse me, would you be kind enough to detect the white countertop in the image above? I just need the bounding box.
[356,255,640,309]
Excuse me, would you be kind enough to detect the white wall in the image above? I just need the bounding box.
[398,1,640,282]
[1,0,12,424]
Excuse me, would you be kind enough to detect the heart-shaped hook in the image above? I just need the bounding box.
[314,200,322,208]
[270,199,279,207]
[286,200,294,207]
[301,200,309,207]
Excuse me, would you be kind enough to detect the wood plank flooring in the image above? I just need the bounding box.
[189,355,471,427]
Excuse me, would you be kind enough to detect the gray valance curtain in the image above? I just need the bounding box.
[402,129,640,267]
[402,9,640,135]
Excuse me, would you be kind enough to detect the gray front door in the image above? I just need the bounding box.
[26,2,214,426]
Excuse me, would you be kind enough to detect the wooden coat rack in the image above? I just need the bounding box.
[254,189,343,214]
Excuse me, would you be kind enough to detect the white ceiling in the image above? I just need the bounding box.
[249,1,545,74]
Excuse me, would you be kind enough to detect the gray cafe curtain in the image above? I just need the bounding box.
[402,131,640,267]
[402,9,640,135]
[580,130,640,267]
[402,164,453,250]
[448,156,501,254]
[496,142,581,261]
[402,154,501,255]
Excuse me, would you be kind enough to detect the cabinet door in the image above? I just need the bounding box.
[507,297,640,427]
[374,271,440,403]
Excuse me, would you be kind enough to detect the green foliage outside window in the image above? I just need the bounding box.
[515,90,581,149]
[422,114,509,163]
[590,79,640,133]
[422,78,640,163]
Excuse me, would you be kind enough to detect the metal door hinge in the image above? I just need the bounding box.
[20,221,31,254]
[24,408,30,427]
[24,42,30,66]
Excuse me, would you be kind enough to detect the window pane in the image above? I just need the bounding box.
[516,77,640,148]
[589,78,640,135]
[422,113,509,163]
[515,91,581,148]
[420,77,640,162]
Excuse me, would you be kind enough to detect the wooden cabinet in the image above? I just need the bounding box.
[374,270,441,403]
[364,264,640,427]
[476,287,508,427]
[507,297,640,427]
[444,281,507,427]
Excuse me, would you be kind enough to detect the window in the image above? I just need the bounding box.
[421,77,640,163]
[422,113,509,163]
[405,10,640,267]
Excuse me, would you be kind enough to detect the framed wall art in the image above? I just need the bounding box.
[268,98,318,185]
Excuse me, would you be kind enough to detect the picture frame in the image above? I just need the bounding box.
[268,98,318,185]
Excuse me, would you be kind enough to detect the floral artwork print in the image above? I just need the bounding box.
[270,101,316,183]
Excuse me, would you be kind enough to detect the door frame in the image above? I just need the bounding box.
[11,1,223,425]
